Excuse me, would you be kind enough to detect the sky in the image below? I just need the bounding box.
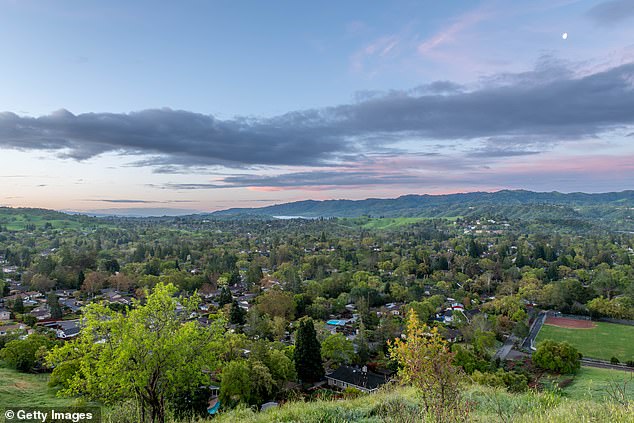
[1,0,633,214]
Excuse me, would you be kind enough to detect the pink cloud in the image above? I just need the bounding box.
[417,10,489,56]
[350,35,401,73]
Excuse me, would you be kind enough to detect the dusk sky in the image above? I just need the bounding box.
[1,0,633,213]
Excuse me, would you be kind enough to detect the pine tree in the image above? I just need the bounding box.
[48,294,63,319]
[218,286,233,306]
[229,300,246,325]
[293,317,324,383]
[13,297,24,314]
[355,320,370,365]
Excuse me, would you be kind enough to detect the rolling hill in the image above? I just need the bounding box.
[210,190,634,220]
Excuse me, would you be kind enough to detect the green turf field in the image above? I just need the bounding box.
[536,321,634,361]
[0,364,76,408]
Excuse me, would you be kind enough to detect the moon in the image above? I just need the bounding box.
[562,32,568,40]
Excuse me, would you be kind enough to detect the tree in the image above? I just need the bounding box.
[1,333,55,372]
[47,283,224,423]
[101,258,121,274]
[30,273,56,292]
[109,272,133,291]
[220,360,252,407]
[263,348,296,388]
[355,320,370,365]
[12,297,24,314]
[472,330,496,357]
[321,333,355,368]
[22,314,37,327]
[249,359,275,405]
[81,271,107,295]
[246,263,263,287]
[245,308,273,340]
[219,358,275,407]
[389,311,464,422]
[256,288,295,320]
[48,293,63,319]
[293,317,324,383]
[229,300,246,325]
[533,340,581,374]
[218,286,233,307]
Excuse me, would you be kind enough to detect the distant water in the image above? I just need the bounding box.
[273,215,316,219]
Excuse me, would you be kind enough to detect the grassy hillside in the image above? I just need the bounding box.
[3,362,632,422]
[0,364,76,408]
[561,367,634,401]
[0,207,101,231]
[536,322,634,361]
[210,384,633,423]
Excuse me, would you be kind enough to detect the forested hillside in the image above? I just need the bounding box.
[211,190,634,231]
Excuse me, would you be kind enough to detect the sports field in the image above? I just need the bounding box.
[536,319,634,361]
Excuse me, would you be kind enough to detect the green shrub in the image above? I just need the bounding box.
[472,369,528,393]
[0,333,57,372]
[533,340,581,374]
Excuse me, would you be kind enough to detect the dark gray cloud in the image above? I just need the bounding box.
[587,0,634,25]
[1,61,633,169]
[470,137,546,157]
[155,170,468,190]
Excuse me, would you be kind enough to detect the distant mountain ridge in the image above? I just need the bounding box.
[210,190,634,219]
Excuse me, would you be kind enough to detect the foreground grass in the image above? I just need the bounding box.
[4,361,631,422]
[0,364,76,408]
[561,367,634,401]
[536,321,634,361]
[207,385,633,423]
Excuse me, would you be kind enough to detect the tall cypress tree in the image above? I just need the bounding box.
[293,317,324,383]
[229,300,246,325]
[218,286,232,307]
[48,293,63,319]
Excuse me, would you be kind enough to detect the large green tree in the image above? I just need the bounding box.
[321,333,354,368]
[47,283,224,423]
[533,340,581,374]
[1,333,56,372]
[293,317,324,383]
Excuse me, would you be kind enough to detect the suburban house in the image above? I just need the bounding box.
[0,323,25,336]
[444,328,463,343]
[30,306,51,321]
[44,320,81,339]
[326,365,391,394]
[0,308,11,321]
[376,302,404,317]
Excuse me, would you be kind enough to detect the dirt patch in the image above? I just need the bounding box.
[13,381,33,389]
[545,316,596,329]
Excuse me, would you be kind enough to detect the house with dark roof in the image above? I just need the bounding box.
[44,320,81,339]
[326,365,390,394]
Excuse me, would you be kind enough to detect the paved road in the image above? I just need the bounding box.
[494,335,516,361]
[522,311,546,350]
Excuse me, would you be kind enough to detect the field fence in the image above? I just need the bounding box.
[597,317,634,326]
[546,311,591,321]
